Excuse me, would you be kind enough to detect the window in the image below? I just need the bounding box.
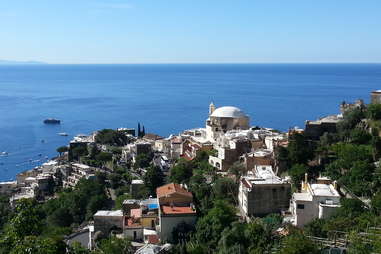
[297,204,305,209]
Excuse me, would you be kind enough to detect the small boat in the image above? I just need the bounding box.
[58,132,68,136]
[43,118,61,124]
[0,152,8,156]
[41,139,46,143]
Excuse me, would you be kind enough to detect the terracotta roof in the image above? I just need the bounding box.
[161,205,196,215]
[156,183,193,199]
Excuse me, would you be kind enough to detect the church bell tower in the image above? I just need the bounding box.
[209,102,216,116]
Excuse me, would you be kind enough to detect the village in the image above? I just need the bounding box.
[2,91,381,253]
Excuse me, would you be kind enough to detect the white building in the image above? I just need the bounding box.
[238,166,291,219]
[63,163,95,188]
[290,177,341,227]
[206,103,250,142]
[0,181,17,195]
[94,210,124,235]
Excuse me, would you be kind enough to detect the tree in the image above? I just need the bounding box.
[337,107,365,139]
[67,242,91,254]
[96,236,133,254]
[172,222,195,244]
[212,177,238,204]
[0,194,11,231]
[95,129,131,146]
[142,126,146,137]
[9,236,66,254]
[95,152,113,167]
[280,231,318,254]
[228,162,246,183]
[287,133,314,165]
[217,221,268,254]
[56,146,68,156]
[48,207,73,227]
[304,218,328,238]
[371,191,381,214]
[347,231,373,254]
[71,146,88,161]
[134,153,152,169]
[0,199,44,253]
[143,166,165,196]
[170,159,194,184]
[289,164,308,186]
[195,200,237,249]
[367,103,381,120]
[350,129,372,145]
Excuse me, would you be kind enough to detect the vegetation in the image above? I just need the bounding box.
[95,129,131,146]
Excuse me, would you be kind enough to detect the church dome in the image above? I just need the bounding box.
[210,106,247,118]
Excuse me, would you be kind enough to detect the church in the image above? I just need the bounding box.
[205,102,250,142]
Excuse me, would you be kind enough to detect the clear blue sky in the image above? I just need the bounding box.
[1,0,381,64]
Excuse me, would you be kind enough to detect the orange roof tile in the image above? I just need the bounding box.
[156,183,193,199]
[161,205,196,215]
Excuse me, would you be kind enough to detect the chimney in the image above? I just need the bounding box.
[302,173,308,191]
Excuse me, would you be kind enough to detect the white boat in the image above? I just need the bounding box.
[0,152,8,156]
[58,132,69,136]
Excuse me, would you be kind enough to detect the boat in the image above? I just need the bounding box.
[0,152,8,156]
[43,118,61,124]
[58,132,68,136]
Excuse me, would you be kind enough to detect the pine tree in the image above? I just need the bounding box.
[137,122,141,137]
[142,125,146,137]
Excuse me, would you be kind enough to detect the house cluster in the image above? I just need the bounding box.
[1,159,101,206]
[8,96,373,253]
[92,183,196,251]
[4,160,58,206]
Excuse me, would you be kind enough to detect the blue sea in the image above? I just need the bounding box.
[0,64,381,181]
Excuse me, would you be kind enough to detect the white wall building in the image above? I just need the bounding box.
[206,103,250,143]
[290,179,341,227]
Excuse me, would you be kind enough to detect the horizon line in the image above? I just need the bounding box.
[2,61,381,65]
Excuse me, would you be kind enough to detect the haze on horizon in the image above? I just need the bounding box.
[1,0,381,64]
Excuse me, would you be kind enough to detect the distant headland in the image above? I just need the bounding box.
[0,60,47,65]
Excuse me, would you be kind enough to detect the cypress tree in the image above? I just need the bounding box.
[142,125,146,137]
[138,123,141,137]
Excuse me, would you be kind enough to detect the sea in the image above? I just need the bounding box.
[0,63,381,181]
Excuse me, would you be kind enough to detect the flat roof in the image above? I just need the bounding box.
[132,179,144,184]
[310,184,340,197]
[161,205,196,215]
[243,166,286,185]
[94,210,123,217]
[0,181,17,185]
[72,163,91,169]
[293,192,313,202]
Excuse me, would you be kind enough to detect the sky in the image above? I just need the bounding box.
[1,0,381,64]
